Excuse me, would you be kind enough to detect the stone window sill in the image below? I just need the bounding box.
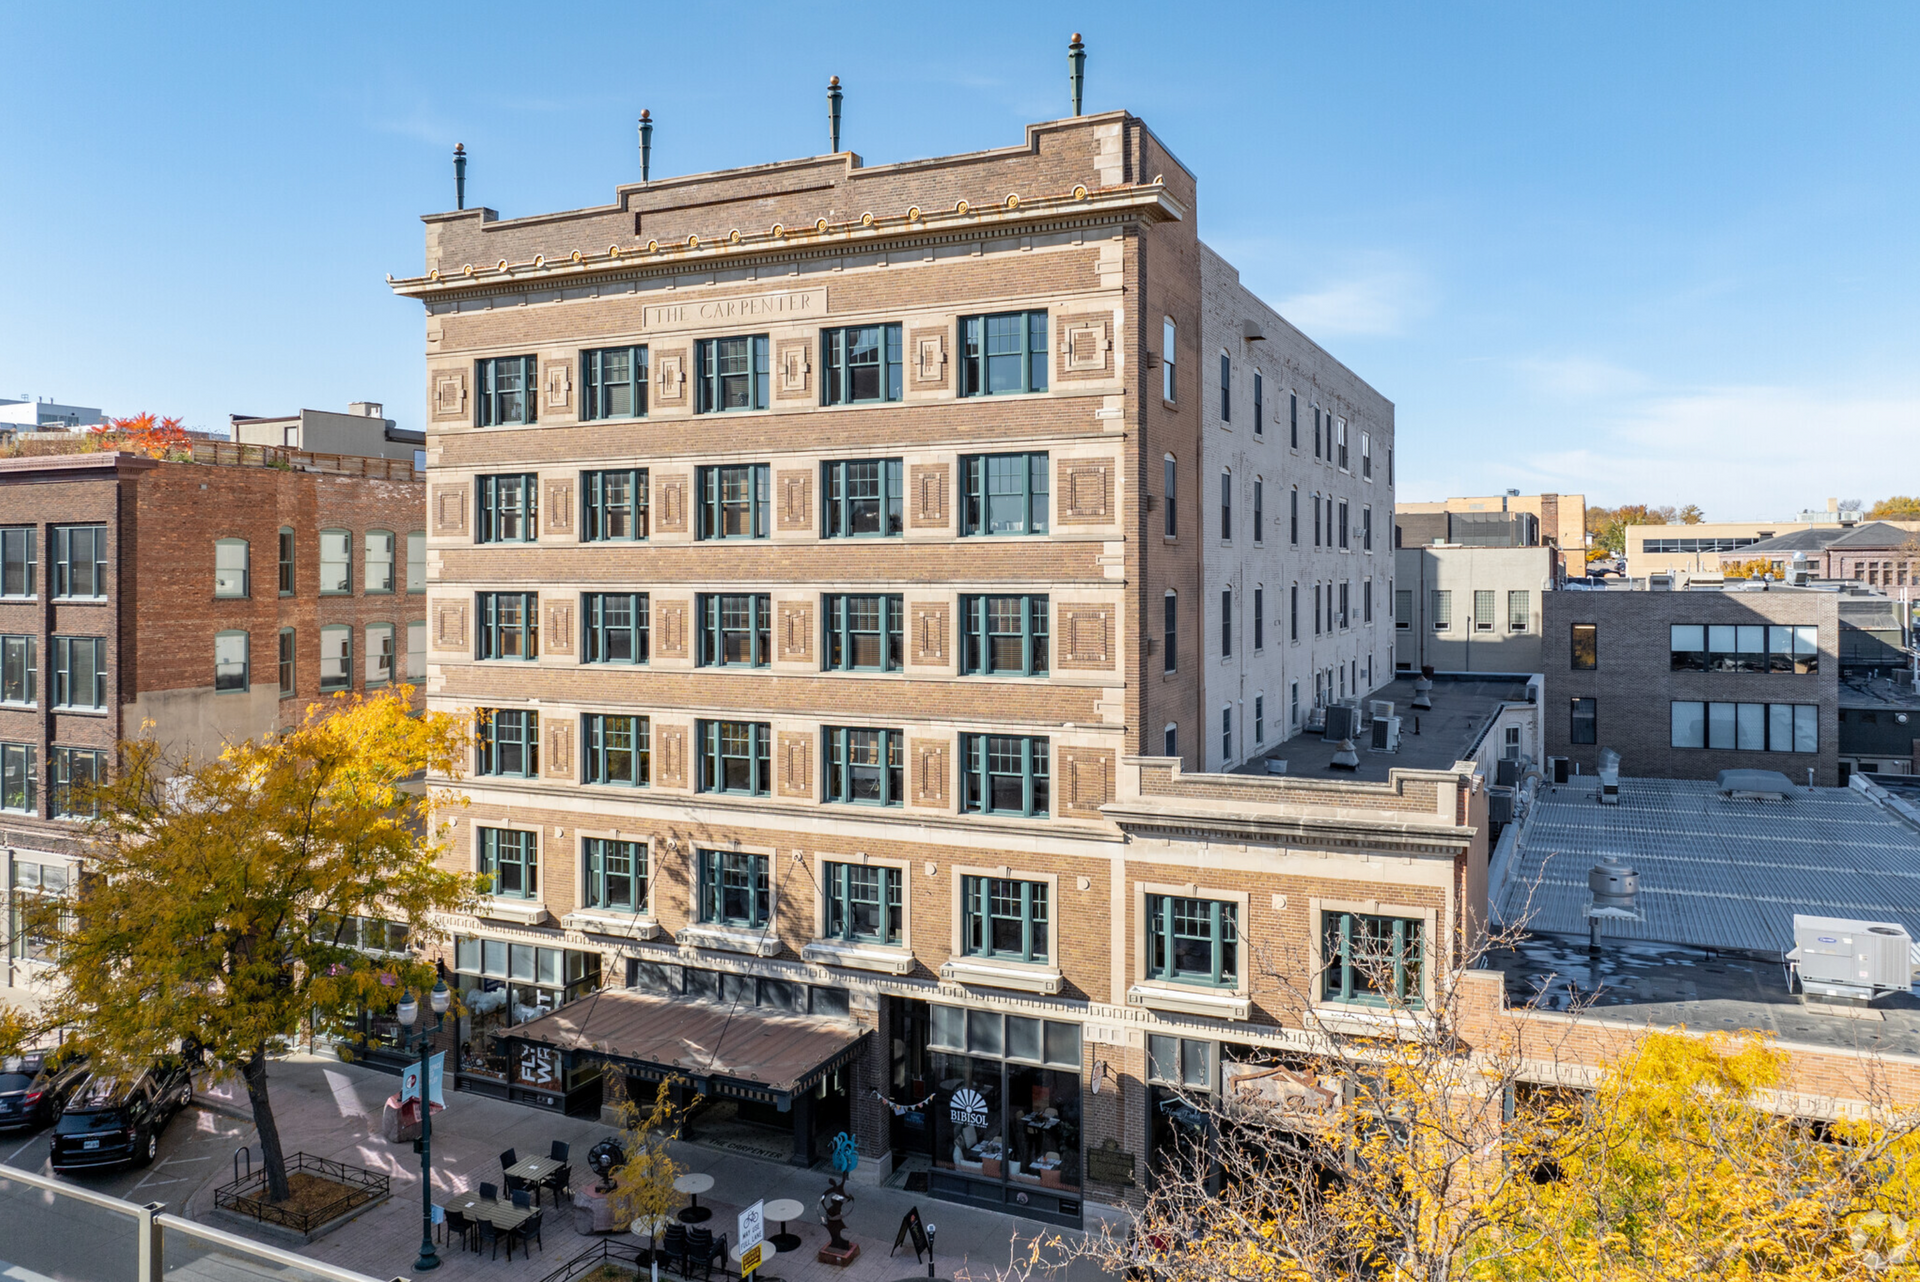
[940,957,1064,995]
[562,909,660,940]
[476,897,551,927]
[680,923,780,957]
[1125,983,1251,1022]
[802,940,915,975]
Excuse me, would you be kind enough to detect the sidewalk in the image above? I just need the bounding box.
[187,1054,1107,1282]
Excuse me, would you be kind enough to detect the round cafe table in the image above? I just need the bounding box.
[674,1172,715,1223]
[630,1215,672,1264]
[731,1239,781,1279]
[762,1198,805,1252]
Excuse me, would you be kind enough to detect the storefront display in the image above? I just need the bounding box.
[452,935,601,1088]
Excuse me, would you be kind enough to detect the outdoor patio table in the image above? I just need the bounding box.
[731,1238,782,1280]
[762,1198,805,1252]
[448,1191,534,1236]
[673,1171,715,1222]
[505,1153,562,1189]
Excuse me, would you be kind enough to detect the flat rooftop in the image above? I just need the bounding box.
[1494,776,1920,958]
[1236,676,1529,783]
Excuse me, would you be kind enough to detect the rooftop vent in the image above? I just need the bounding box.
[1585,853,1642,952]
[1596,748,1621,804]
[1715,768,1797,801]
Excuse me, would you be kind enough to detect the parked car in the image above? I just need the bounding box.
[0,1049,90,1131]
[48,1060,194,1172]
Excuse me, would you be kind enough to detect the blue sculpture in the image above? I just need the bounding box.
[829,1131,859,1174]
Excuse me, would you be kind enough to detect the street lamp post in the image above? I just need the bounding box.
[397,979,452,1273]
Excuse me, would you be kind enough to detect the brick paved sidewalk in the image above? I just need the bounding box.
[182,1054,1106,1282]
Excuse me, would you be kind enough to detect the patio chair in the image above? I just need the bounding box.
[477,1218,512,1263]
[659,1222,688,1275]
[684,1227,726,1281]
[511,1188,532,1210]
[443,1208,475,1253]
[549,1139,570,1162]
[510,1208,544,1257]
[540,1162,572,1207]
[479,1182,499,1202]
[501,1148,529,1198]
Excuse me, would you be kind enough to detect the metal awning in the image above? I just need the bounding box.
[508,990,869,1105]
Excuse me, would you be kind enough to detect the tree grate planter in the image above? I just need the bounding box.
[213,1152,390,1238]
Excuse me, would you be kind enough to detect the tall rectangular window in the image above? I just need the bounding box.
[585,713,649,786]
[960,311,1048,396]
[477,355,537,426]
[406,531,425,593]
[1396,589,1413,631]
[1,528,35,598]
[1431,590,1452,631]
[477,474,538,544]
[53,637,106,709]
[960,734,1048,817]
[278,628,295,696]
[961,453,1049,536]
[1163,457,1177,537]
[584,838,647,913]
[581,345,648,420]
[698,849,770,926]
[1337,419,1349,469]
[1361,431,1372,478]
[1323,912,1423,1008]
[697,593,771,668]
[214,539,249,598]
[2,636,36,705]
[1254,694,1264,744]
[214,630,249,693]
[1253,587,1264,650]
[1291,488,1299,544]
[1147,896,1238,986]
[825,727,904,806]
[824,862,901,944]
[1314,406,1322,458]
[961,876,1048,962]
[1221,704,1232,762]
[1314,585,1322,635]
[277,527,295,595]
[1290,585,1299,641]
[52,748,106,820]
[1,743,35,813]
[694,334,770,412]
[318,529,351,593]
[1338,500,1350,549]
[825,594,904,672]
[320,625,352,690]
[1363,579,1372,624]
[477,708,539,777]
[52,525,106,598]
[584,593,648,664]
[1220,471,1232,540]
[1362,505,1372,551]
[823,459,903,537]
[1162,318,1177,402]
[477,592,539,660]
[696,463,770,539]
[365,623,393,686]
[406,620,426,680]
[1219,352,1231,421]
[479,827,537,898]
[1571,623,1598,670]
[1508,591,1529,633]
[960,595,1049,677]
[698,720,771,796]
[1253,372,1264,435]
[821,324,903,404]
[1570,697,1598,745]
[1253,480,1263,544]
[1289,392,1299,448]
[1339,582,1350,629]
[582,469,648,542]
[1163,592,1177,673]
[1474,589,1496,632]
[1313,494,1322,546]
[364,531,394,593]
[1221,590,1233,657]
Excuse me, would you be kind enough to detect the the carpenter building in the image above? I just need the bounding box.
[392,86,1411,1229]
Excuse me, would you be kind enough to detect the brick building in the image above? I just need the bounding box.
[0,443,426,1003]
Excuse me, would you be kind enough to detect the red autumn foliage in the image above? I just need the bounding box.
[89,413,191,459]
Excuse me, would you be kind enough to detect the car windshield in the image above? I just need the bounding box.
[56,1109,123,1134]
[0,1073,36,1093]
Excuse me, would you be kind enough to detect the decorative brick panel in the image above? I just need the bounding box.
[653,349,688,404]
[434,599,468,649]
[544,599,574,655]
[653,723,688,789]
[1057,459,1113,525]
[654,474,689,533]
[432,370,468,421]
[1058,603,1116,670]
[1059,747,1114,818]
[911,602,949,666]
[775,340,812,401]
[543,359,572,412]
[777,470,813,532]
[1057,315,1111,377]
[911,737,949,809]
[778,601,814,662]
[543,717,574,780]
[543,478,574,536]
[909,326,948,388]
[778,731,813,799]
[433,484,469,536]
[910,464,949,529]
[653,599,690,659]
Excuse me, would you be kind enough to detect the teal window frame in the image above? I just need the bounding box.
[214,538,249,598]
[696,464,770,539]
[960,452,1049,536]
[277,627,295,698]
[697,719,771,796]
[51,747,106,820]
[694,335,770,413]
[824,594,903,672]
[1,527,36,598]
[821,324,903,405]
[1322,911,1424,1009]
[961,875,1049,962]
[959,311,1048,396]
[582,469,648,541]
[318,529,351,594]
[477,592,539,660]
[823,861,901,944]
[319,624,352,691]
[822,458,903,537]
[477,708,539,778]
[52,525,106,599]
[477,474,538,544]
[697,593,770,668]
[53,636,106,709]
[584,838,647,913]
[698,849,770,926]
[365,622,394,687]
[583,592,648,664]
[824,727,903,806]
[581,345,648,421]
[363,531,394,594]
[960,734,1049,818]
[1,635,36,705]
[584,713,649,786]
[479,826,538,898]
[406,531,425,593]
[279,527,296,595]
[477,355,537,426]
[1146,895,1239,987]
[0,742,35,814]
[959,594,1049,676]
[214,630,249,694]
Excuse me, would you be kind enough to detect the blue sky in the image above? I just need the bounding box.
[4,2,1915,518]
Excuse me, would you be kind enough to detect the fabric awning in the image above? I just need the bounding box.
[508,990,869,1104]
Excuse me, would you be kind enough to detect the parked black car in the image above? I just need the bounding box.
[49,1060,195,1172]
[0,1050,90,1131]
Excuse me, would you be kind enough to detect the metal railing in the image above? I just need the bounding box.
[212,1151,390,1234]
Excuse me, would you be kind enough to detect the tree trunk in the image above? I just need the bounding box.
[242,1046,292,1203]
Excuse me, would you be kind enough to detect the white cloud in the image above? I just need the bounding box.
[1513,355,1649,400]
[1277,268,1430,338]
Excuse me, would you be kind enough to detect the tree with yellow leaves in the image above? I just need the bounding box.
[12,689,473,1202]
[607,1077,701,1280]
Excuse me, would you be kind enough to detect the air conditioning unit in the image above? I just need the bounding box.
[1370,716,1401,752]
[1789,915,1913,1001]
[1323,704,1359,742]
[1369,700,1395,721]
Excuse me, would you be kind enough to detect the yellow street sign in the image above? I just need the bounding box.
[741,1243,763,1276]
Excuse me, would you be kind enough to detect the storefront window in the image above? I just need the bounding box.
[927,1005,1082,1199]
[452,935,600,1082]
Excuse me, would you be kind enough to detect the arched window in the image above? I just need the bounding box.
[364,530,395,594]
[1163,590,1177,674]
[1221,587,1233,658]
[1220,468,1232,541]
[214,538,249,599]
[1219,350,1231,422]
[1163,454,1177,538]
[1163,723,1178,759]
[319,530,351,595]
[1162,317,1177,402]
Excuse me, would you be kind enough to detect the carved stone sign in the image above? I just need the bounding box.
[1086,1139,1135,1187]
[643,288,826,330]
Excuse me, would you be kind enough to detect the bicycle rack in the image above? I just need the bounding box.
[233,1145,252,1185]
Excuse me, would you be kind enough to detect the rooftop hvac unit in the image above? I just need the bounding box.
[1323,704,1359,742]
[1789,916,1913,1001]
[1596,748,1621,805]
[1649,574,1675,591]
[1369,700,1395,721]
[1370,716,1401,752]
[1495,757,1522,788]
